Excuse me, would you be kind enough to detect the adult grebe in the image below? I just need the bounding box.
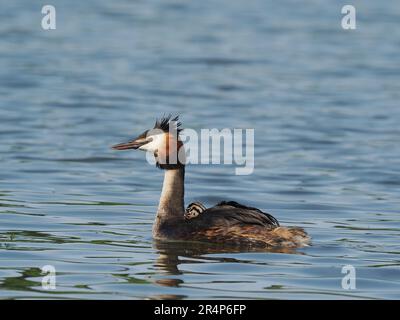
[112,115,310,248]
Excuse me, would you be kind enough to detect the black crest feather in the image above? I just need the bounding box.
[154,114,182,134]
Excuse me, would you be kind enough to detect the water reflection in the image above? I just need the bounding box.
[154,241,299,276]
[148,241,306,299]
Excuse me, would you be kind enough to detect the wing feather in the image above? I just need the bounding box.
[197,201,280,227]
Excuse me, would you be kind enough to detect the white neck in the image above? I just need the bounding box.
[156,166,185,220]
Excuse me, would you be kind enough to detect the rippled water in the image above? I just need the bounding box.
[1,0,400,299]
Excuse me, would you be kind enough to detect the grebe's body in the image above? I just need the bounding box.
[113,116,310,248]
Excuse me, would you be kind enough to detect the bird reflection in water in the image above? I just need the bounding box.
[147,240,302,299]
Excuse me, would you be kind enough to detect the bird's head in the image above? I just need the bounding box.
[112,115,185,169]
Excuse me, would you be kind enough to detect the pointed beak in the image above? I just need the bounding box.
[112,137,149,150]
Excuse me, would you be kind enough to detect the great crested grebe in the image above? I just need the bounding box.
[112,115,310,248]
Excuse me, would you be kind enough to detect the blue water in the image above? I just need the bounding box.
[1,0,400,299]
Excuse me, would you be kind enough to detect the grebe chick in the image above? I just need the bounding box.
[112,115,310,248]
[184,202,207,220]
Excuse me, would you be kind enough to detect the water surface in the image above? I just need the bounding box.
[1,0,400,299]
